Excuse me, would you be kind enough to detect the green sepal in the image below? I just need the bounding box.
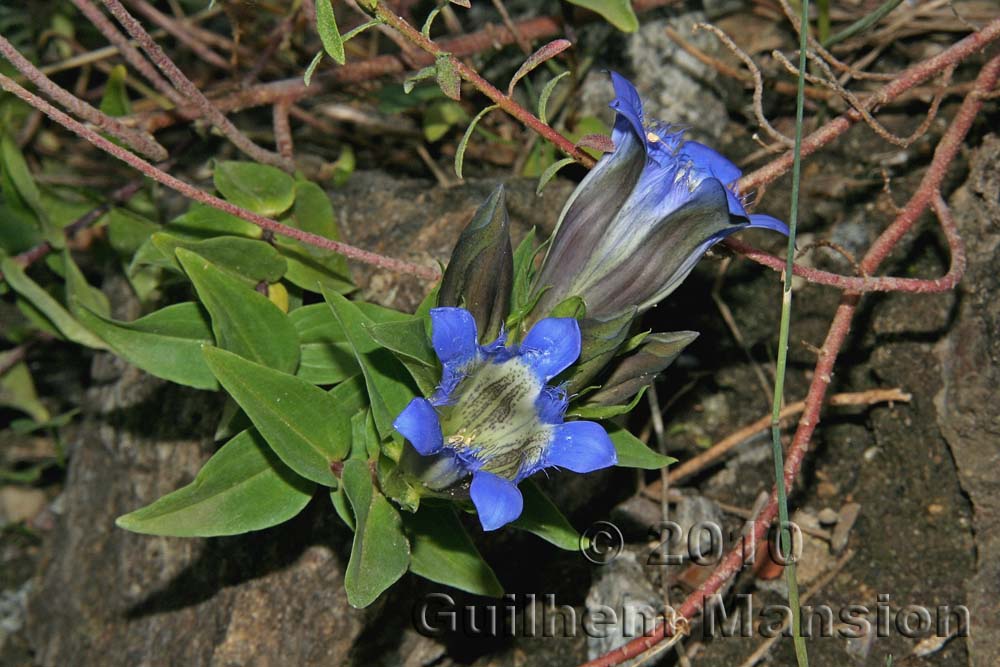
[564,308,637,394]
[586,331,699,407]
[548,295,586,320]
[568,384,646,420]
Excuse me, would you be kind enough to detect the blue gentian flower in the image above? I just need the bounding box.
[393,307,616,531]
[531,72,789,320]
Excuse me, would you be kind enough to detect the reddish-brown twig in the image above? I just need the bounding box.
[371,1,596,168]
[0,35,167,161]
[738,17,1000,192]
[133,0,679,133]
[100,0,292,171]
[273,100,294,162]
[69,0,185,107]
[645,388,910,488]
[0,72,440,282]
[125,0,230,70]
[582,51,1000,667]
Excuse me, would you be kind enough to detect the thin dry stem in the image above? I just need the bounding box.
[0,71,440,282]
[70,0,185,106]
[125,0,230,70]
[0,35,167,161]
[101,0,292,170]
[694,23,795,147]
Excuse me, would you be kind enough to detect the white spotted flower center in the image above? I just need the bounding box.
[439,358,553,480]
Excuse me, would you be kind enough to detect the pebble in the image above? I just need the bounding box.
[0,486,47,523]
[831,503,862,553]
[818,508,840,525]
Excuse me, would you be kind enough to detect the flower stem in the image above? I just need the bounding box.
[770,1,811,665]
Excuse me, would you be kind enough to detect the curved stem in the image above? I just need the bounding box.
[0,71,440,282]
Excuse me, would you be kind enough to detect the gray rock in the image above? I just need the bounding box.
[585,550,663,663]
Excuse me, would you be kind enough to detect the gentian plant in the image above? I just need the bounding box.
[39,72,787,609]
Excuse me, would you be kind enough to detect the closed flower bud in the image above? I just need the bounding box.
[438,185,513,343]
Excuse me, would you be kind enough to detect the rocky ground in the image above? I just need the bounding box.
[2,5,999,667]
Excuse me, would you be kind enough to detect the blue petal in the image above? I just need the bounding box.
[608,71,645,143]
[430,307,478,368]
[724,188,749,218]
[520,317,582,381]
[393,398,443,455]
[535,385,569,425]
[470,471,524,531]
[748,213,790,236]
[545,421,617,473]
[682,141,742,186]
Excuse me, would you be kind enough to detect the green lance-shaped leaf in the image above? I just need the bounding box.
[510,480,580,551]
[315,0,345,65]
[538,71,570,125]
[76,302,218,389]
[107,208,159,257]
[176,248,299,373]
[565,308,638,394]
[565,0,639,33]
[585,331,699,407]
[435,54,461,101]
[276,179,354,295]
[139,233,287,285]
[403,65,437,94]
[536,157,576,195]
[63,249,110,318]
[290,303,358,385]
[507,39,572,97]
[213,161,295,217]
[1,257,107,350]
[322,287,417,441]
[437,185,513,343]
[366,318,438,397]
[303,51,324,86]
[1,133,59,247]
[166,202,262,239]
[203,346,356,486]
[404,504,504,597]
[455,104,498,179]
[99,64,131,117]
[0,353,50,423]
[342,458,410,608]
[116,429,315,537]
[608,426,676,470]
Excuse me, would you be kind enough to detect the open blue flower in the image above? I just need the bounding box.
[532,72,789,320]
[393,307,617,531]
